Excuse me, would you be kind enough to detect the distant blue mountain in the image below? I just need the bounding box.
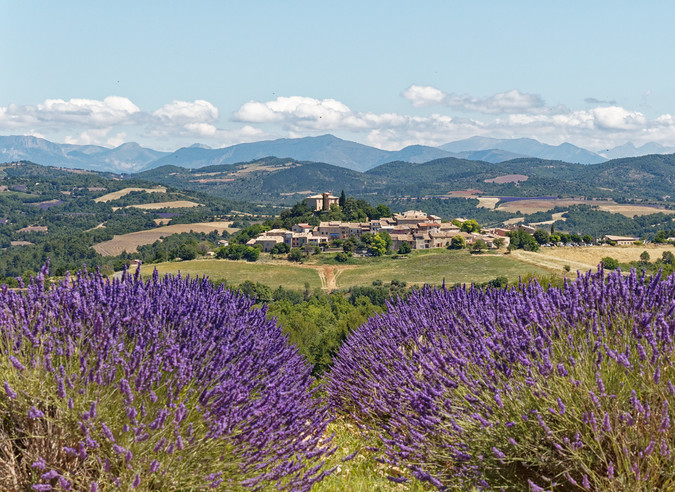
[146,134,393,172]
[441,136,606,164]
[0,136,168,172]
[600,141,675,160]
[7,132,675,174]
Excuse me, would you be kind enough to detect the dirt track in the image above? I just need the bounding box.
[309,265,355,290]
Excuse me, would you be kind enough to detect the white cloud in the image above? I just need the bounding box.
[0,96,141,129]
[4,91,675,154]
[401,85,446,107]
[402,85,554,115]
[233,96,352,125]
[231,92,675,151]
[183,123,218,137]
[589,106,647,130]
[152,100,219,125]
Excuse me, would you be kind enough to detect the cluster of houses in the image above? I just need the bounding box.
[247,202,513,253]
[243,192,658,254]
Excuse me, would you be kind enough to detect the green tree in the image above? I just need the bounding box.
[176,242,198,261]
[640,251,651,263]
[654,230,669,243]
[470,239,488,254]
[339,190,346,207]
[368,234,388,256]
[494,238,505,249]
[662,251,675,265]
[243,246,260,262]
[374,204,391,219]
[460,219,481,233]
[449,235,466,250]
[582,234,594,244]
[378,230,392,251]
[342,237,357,253]
[533,229,550,245]
[507,229,540,252]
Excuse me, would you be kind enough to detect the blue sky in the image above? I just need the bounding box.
[1,1,674,151]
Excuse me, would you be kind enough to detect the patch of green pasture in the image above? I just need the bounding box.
[336,249,554,288]
[143,259,322,291]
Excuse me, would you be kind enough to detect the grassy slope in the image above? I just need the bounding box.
[336,249,552,287]
[144,249,554,291]
[146,259,324,291]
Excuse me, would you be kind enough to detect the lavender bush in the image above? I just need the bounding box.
[1,266,333,491]
[328,268,675,491]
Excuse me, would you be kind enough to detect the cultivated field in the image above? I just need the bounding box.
[93,222,237,256]
[493,198,675,217]
[484,174,528,184]
[127,200,201,209]
[510,244,675,273]
[145,249,553,291]
[595,204,675,217]
[94,187,167,203]
[495,198,591,214]
[143,259,323,291]
[475,197,501,209]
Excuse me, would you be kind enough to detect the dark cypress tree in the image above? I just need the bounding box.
[339,190,346,207]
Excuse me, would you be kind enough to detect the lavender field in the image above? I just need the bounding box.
[2,266,675,490]
[0,268,332,491]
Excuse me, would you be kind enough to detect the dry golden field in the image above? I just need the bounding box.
[494,198,675,217]
[594,204,675,217]
[94,187,167,203]
[475,197,501,209]
[93,222,237,256]
[510,244,675,274]
[495,199,593,214]
[127,201,201,210]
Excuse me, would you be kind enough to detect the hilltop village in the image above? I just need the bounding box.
[246,192,511,253]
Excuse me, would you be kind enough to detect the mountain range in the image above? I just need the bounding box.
[2,133,673,174]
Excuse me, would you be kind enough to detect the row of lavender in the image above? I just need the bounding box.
[328,269,675,490]
[0,267,332,491]
[3,265,675,490]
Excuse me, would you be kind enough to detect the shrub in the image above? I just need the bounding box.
[335,252,350,263]
[470,239,488,254]
[602,256,619,270]
[288,248,304,262]
[328,267,675,490]
[1,267,332,491]
[398,243,412,254]
[270,242,290,255]
[242,245,260,262]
